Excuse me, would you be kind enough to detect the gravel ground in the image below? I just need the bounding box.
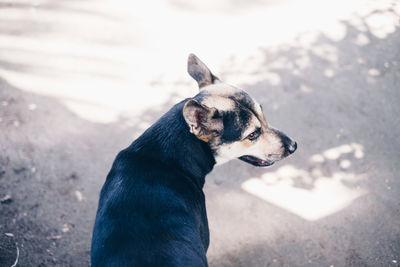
[1,0,400,266]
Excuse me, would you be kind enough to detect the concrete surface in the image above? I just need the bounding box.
[0,0,400,266]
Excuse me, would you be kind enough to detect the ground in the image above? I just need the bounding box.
[0,0,400,266]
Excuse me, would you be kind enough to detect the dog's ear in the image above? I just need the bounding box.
[183,99,223,142]
[187,53,220,89]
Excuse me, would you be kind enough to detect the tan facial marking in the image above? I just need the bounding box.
[241,115,262,139]
[201,95,235,111]
[201,83,241,96]
[185,54,296,166]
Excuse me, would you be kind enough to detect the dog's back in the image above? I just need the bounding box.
[91,54,296,266]
[91,101,213,267]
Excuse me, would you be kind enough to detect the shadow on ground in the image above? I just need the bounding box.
[0,3,399,267]
[206,8,400,267]
[0,77,171,266]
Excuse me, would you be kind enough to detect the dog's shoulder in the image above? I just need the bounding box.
[91,148,208,266]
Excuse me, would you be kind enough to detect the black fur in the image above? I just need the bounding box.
[91,99,215,267]
[220,108,250,142]
[221,111,242,142]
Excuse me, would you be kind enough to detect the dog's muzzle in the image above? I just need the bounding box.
[238,155,275,167]
[287,141,297,154]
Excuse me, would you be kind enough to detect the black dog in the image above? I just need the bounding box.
[91,54,296,266]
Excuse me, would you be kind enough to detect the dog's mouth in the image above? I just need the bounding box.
[238,155,274,167]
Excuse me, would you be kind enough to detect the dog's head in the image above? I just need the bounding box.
[183,54,297,167]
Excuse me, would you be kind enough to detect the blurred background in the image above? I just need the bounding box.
[0,0,399,266]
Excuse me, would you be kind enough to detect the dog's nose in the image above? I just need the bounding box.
[288,141,297,154]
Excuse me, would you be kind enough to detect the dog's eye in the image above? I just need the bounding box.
[246,129,260,141]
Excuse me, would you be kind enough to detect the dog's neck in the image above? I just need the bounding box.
[129,100,216,188]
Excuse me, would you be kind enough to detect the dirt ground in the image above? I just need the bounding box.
[1,0,400,266]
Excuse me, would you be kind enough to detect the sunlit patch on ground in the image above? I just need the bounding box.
[1,0,399,265]
[242,143,367,221]
[0,0,398,123]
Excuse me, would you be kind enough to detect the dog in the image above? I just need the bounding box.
[91,54,297,266]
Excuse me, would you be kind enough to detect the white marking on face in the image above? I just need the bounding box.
[198,83,291,166]
[254,101,263,116]
[202,83,241,96]
[201,96,235,111]
[214,154,231,165]
[214,142,248,165]
[265,128,283,148]
[214,125,285,165]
